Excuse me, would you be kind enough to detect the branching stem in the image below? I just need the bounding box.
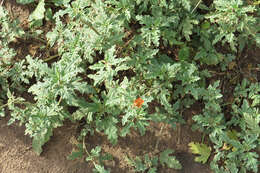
[81,18,100,35]
[43,54,59,62]
[0,0,4,6]
[83,136,99,166]
[191,0,202,14]
[155,123,165,151]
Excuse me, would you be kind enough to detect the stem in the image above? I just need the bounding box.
[43,54,59,62]
[0,99,17,109]
[57,96,62,105]
[177,123,181,146]
[83,137,91,158]
[144,83,164,96]
[208,70,226,75]
[254,1,260,5]
[80,17,100,35]
[155,123,165,151]
[82,136,99,166]
[0,0,4,6]
[0,103,9,109]
[191,0,202,14]
[24,33,46,43]
[116,35,135,55]
[0,99,31,109]
[201,133,205,143]
[221,102,232,107]
[250,68,260,71]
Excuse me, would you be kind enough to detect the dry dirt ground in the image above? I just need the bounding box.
[0,117,91,173]
[0,113,212,173]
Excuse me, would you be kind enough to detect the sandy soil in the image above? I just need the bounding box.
[0,112,212,173]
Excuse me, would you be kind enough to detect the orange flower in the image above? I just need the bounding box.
[133,97,144,108]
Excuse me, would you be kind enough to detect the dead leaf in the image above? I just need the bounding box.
[228,61,236,70]
[29,44,40,56]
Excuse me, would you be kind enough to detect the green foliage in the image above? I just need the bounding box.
[32,128,53,155]
[88,46,130,86]
[68,143,112,173]
[193,79,260,173]
[1,0,259,172]
[28,0,45,27]
[206,0,259,52]
[0,6,27,104]
[16,0,69,27]
[192,81,224,134]
[210,80,260,173]
[126,154,158,173]
[188,142,211,164]
[16,0,35,5]
[159,149,182,169]
[126,149,181,172]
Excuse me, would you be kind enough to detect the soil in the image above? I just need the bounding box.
[0,110,212,173]
[0,117,90,173]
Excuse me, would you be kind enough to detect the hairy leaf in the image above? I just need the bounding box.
[189,142,211,164]
[159,149,182,169]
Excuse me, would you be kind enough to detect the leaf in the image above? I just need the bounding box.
[256,33,260,46]
[188,142,211,164]
[159,89,172,112]
[46,31,58,47]
[16,0,35,4]
[133,157,147,171]
[67,149,84,160]
[91,146,102,157]
[122,112,133,126]
[226,130,239,141]
[105,124,118,145]
[201,21,210,30]
[120,122,134,137]
[45,8,53,21]
[221,143,231,151]
[51,0,70,6]
[100,153,113,162]
[0,108,5,117]
[32,128,53,155]
[159,149,182,169]
[148,167,157,173]
[244,113,260,134]
[180,17,198,41]
[96,116,118,145]
[93,163,110,173]
[243,152,258,173]
[136,121,147,136]
[29,0,45,21]
[178,46,190,61]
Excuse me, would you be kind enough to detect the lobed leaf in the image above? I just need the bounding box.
[188,142,211,164]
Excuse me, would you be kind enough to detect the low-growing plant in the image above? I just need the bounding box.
[189,142,211,164]
[192,79,260,173]
[126,149,182,173]
[206,0,260,52]
[16,0,70,27]
[0,0,259,172]
[68,142,113,173]
[0,6,28,114]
